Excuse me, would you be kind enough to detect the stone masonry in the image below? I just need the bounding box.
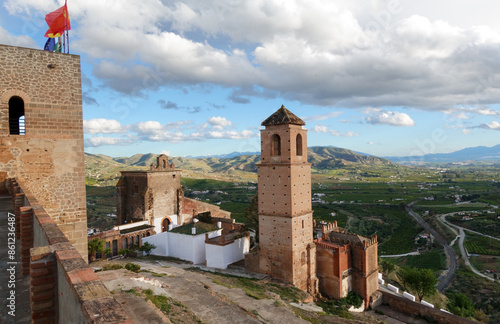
[0,44,87,259]
[257,106,318,295]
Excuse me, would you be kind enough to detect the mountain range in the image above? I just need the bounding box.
[85,144,500,182]
[85,146,391,178]
[384,144,500,163]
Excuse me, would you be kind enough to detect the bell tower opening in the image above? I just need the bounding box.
[296,134,303,156]
[271,134,281,156]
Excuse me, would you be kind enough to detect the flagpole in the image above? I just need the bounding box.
[65,0,69,54]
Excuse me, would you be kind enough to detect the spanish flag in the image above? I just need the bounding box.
[44,1,71,38]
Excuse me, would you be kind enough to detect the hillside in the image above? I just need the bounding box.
[308,147,392,169]
[84,147,393,185]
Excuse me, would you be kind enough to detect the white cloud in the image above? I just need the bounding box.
[312,124,358,137]
[476,121,500,130]
[343,131,359,137]
[365,111,415,127]
[8,0,500,111]
[462,129,471,135]
[303,111,343,122]
[208,116,232,130]
[0,26,36,48]
[84,136,131,147]
[444,107,500,119]
[109,119,259,144]
[83,118,127,134]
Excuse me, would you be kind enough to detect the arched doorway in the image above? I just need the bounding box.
[161,217,171,232]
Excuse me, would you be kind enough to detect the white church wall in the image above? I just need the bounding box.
[205,236,250,269]
[142,228,222,264]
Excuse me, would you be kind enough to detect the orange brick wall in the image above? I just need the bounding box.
[0,44,87,259]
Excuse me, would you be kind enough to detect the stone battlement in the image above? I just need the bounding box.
[7,178,132,323]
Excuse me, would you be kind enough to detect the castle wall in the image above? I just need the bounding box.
[0,44,87,258]
[116,172,147,224]
[316,240,352,299]
[181,197,231,221]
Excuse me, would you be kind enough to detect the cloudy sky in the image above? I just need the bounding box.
[2,0,500,158]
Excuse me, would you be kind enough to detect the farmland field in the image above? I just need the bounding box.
[392,250,446,272]
[465,234,500,256]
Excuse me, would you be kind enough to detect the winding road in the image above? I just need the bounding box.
[407,201,457,292]
[440,213,496,281]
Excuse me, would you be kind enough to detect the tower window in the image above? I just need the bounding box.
[296,134,303,156]
[271,134,281,156]
[9,97,25,135]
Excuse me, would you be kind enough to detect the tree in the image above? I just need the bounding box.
[379,258,395,276]
[446,293,475,318]
[244,194,259,242]
[88,238,105,262]
[139,242,157,256]
[397,267,437,301]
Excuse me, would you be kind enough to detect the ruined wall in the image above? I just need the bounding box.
[316,241,351,299]
[0,45,87,258]
[352,241,379,308]
[116,172,148,224]
[380,291,477,324]
[147,170,181,221]
[181,197,231,221]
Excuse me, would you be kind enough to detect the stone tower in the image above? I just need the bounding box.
[0,44,87,258]
[258,105,318,294]
[116,154,183,233]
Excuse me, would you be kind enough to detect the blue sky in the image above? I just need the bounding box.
[2,0,500,158]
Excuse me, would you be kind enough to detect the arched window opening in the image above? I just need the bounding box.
[301,252,306,265]
[9,97,25,135]
[296,134,303,156]
[271,134,281,156]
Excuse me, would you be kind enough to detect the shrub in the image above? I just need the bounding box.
[139,242,157,256]
[125,262,141,273]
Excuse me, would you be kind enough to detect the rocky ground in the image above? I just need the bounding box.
[93,257,393,324]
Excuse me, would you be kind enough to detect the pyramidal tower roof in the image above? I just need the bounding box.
[261,105,306,126]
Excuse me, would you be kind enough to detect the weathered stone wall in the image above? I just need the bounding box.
[0,44,87,259]
[181,197,231,220]
[10,178,131,323]
[316,241,351,299]
[116,172,148,224]
[147,171,182,220]
[380,290,477,324]
[352,242,379,308]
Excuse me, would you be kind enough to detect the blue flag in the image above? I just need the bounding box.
[44,38,55,51]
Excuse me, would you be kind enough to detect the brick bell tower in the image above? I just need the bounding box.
[258,105,318,294]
